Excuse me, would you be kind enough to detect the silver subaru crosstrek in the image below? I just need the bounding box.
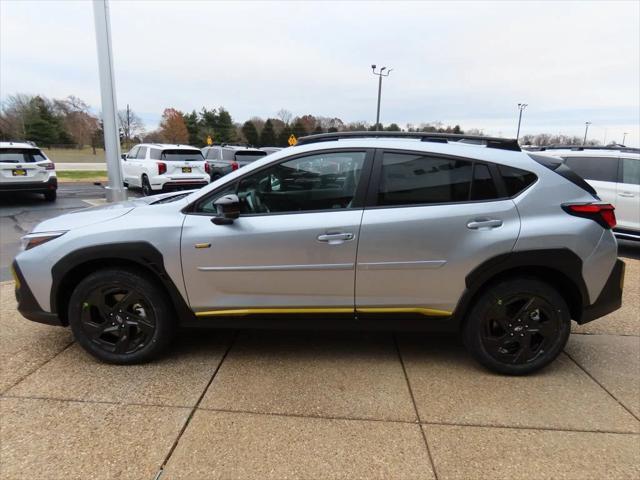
[12,132,624,375]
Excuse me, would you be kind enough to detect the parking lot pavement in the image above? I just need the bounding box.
[0,254,638,478]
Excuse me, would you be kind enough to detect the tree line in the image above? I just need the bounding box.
[0,92,605,150]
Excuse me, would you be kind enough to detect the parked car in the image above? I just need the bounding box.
[260,147,283,155]
[13,132,624,375]
[201,145,267,180]
[533,146,639,241]
[121,143,209,195]
[0,142,57,201]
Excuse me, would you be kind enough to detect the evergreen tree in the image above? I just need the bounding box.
[215,108,235,143]
[384,123,401,131]
[291,120,307,140]
[277,125,292,147]
[241,120,259,146]
[260,119,277,147]
[183,110,200,146]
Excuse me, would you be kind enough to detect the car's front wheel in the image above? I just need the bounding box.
[463,277,570,375]
[68,268,175,364]
[141,175,152,196]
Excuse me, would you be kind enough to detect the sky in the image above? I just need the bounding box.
[1,0,639,146]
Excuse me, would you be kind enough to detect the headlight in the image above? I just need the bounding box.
[21,231,67,251]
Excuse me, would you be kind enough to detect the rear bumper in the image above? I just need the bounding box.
[579,259,625,324]
[614,228,640,241]
[160,180,208,192]
[0,176,57,193]
[11,261,64,326]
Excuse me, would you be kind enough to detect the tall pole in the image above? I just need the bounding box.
[622,132,628,145]
[516,103,527,141]
[93,0,127,202]
[371,65,392,131]
[583,121,591,145]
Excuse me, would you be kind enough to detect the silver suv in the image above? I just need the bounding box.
[12,132,624,375]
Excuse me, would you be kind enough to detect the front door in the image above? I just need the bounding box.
[181,149,372,314]
[616,157,640,232]
[355,150,521,316]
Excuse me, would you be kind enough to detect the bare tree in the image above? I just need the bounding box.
[118,105,145,148]
[276,109,292,125]
[53,96,99,147]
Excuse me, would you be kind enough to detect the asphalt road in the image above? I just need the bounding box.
[1,183,637,282]
[0,182,140,281]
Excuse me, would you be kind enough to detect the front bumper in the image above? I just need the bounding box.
[0,176,57,193]
[579,259,625,324]
[11,261,63,326]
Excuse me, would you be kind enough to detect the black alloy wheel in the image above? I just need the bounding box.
[69,268,174,364]
[463,277,570,375]
[141,175,152,196]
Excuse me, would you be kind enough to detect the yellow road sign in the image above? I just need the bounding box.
[206,135,213,145]
[288,134,297,146]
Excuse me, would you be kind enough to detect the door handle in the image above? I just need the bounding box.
[466,219,503,230]
[317,232,354,244]
[619,192,635,197]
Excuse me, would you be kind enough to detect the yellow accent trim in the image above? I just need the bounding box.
[195,307,354,317]
[356,307,452,317]
[195,307,452,317]
[11,265,20,290]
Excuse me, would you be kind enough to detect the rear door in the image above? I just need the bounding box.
[355,150,521,316]
[616,156,640,232]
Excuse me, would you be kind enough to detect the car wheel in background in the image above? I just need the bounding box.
[43,190,56,202]
[141,175,152,196]
[68,268,175,364]
[463,277,570,375]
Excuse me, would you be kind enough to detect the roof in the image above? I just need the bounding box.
[0,141,39,149]
[203,144,263,151]
[523,145,640,154]
[296,131,521,151]
[137,143,201,150]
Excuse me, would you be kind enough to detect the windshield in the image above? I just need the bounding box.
[0,148,47,163]
[160,149,203,162]
[235,151,267,162]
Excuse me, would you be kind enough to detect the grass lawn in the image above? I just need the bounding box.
[44,147,106,163]
[57,170,108,182]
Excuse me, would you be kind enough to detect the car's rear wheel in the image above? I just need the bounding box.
[141,175,152,196]
[462,277,570,375]
[68,268,175,364]
[44,190,56,202]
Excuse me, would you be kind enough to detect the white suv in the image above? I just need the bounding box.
[0,142,57,201]
[121,143,210,195]
[534,146,640,240]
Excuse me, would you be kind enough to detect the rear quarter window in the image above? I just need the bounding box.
[621,158,640,185]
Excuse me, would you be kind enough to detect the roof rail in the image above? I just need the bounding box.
[296,131,521,151]
[523,144,639,154]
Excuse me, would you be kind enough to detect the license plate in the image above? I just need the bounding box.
[182,167,192,173]
[12,169,27,176]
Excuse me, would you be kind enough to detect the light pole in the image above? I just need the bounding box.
[516,103,527,141]
[583,121,591,145]
[93,0,126,202]
[371,65,392,131]
[622,132,629,145]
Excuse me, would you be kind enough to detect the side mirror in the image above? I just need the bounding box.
[212,194,240,225]
[121,154,127,161]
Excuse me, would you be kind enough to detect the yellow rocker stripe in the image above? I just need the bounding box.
[195,307,452,317]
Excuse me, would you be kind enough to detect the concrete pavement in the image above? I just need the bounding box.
[0,256,638,479]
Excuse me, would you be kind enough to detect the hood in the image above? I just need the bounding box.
[31,191,190,233]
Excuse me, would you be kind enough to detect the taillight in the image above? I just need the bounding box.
[563,203,616,229]
[204,162,210,174]
[45,162,55,170]
[231,161,239,171]
[157,162,167,175]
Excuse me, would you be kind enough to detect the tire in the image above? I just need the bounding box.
[44,190,57,202]
[68,268,175,364]
[141,175,152,196]
[462,277,570,375]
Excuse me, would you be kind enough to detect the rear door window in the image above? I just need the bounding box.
[621,159,640,185]
[377,153,473,206]
[498,165,537,196]
[470,163,499,200]
[562,156,618,182]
